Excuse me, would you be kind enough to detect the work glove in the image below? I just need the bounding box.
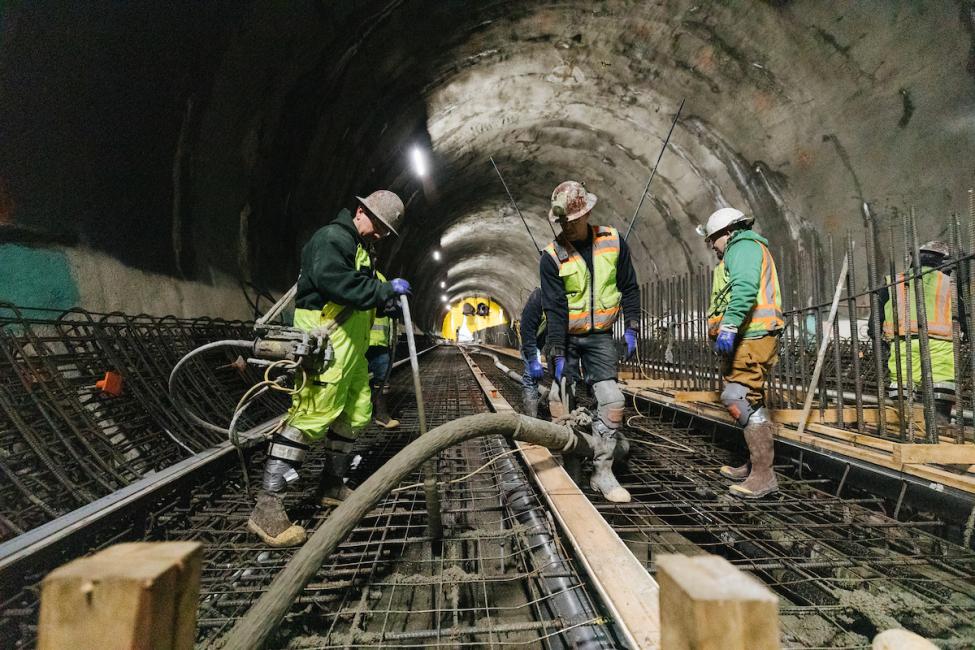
[553,355,566,381]
[390,278,411,295]
[714,326,737,356]
[624,328,638,360]
[528,356,544,380]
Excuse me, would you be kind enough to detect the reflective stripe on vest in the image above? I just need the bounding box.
[706,241,784,337]
[882,267,953,340]
[544,225,622,334]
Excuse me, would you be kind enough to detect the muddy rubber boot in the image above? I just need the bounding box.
[719,461,750,481]
[561,452,584,485]
[319,452,354,506]
[934,398,953,426]
[589,422,631,503]
[522,387,540,418]
[612,430,630,474]
[247,491,306,548]
[372,390,400,429]
[729,421,779,499]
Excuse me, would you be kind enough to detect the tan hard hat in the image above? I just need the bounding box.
[548,181,597,223]
[356,190,405,237]
[919,240,950,258]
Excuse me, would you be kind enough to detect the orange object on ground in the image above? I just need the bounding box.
[96,371,124,397]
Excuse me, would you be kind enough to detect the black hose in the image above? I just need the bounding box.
[220,412,583,650]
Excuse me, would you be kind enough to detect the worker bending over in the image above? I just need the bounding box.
[248,190,411,547]
[540,181,639,503]
[873,240,967,424]
[367,270,400,429]
[701,208,783,499]
[519,288,547,417]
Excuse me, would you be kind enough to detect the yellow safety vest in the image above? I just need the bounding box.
[882,267,953,341]
[369,271,392,347]
[544,225,622,334]
[706,242,783,338]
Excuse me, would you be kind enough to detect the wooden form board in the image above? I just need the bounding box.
[482,345,975,494]
[460,349,661,649]
[657,554,779,650]
[38,541,202,650]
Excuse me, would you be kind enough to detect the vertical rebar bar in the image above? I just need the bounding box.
[889,222,907,441]
[829,235,844,425]
[909,208,938,443]
[863,202,887,438]
[901,210,916,439]
[846,234,865,433]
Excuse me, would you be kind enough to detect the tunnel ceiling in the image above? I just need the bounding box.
[2,1,974,327]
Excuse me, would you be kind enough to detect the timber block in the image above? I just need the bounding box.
[38,541,202,650]
[673,390,721,403]
[892,443,975,466]
[657,553,779,650]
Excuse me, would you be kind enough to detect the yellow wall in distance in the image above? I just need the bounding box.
[441,296,508,341]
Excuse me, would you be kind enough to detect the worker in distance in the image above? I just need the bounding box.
[248,190,411,547]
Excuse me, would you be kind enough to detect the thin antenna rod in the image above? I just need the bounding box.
[490,156,546,252]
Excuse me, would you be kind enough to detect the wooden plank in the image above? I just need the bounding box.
[460,349,661,649]
[621,378,676,390]
[673,391,721,403]
[657,554,779,650]
[38,541,202,650]
[892,443,975,465]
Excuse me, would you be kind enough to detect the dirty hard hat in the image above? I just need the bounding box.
[548,181,597,223]
[696,207,754,240]
[356,190,405,237]
[919,240,950,259]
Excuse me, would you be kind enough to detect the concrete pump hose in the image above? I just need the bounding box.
[220,412,579,650]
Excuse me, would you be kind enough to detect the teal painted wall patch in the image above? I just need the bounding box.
[0,244,80,310]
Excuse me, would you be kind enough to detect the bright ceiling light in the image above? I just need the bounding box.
[439,280,446,288]
[432,250,441,262]
[441,294,448,302]
[411,146,427,178]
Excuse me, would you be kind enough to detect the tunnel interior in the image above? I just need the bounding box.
[2,1,974,324]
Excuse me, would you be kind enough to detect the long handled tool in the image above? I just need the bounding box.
[623,97,685,241]
[796,254,849,437]
[399,294,444,547]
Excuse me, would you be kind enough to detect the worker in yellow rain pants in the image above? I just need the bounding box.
[247,190,411,548]
[874,240,967,425]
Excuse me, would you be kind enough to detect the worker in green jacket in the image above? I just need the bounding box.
[367,270,400,429]
[871,240,967,424]
[248,190,411,548]
[700,208,784,499]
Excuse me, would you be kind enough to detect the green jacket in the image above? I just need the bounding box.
[295,209,395,311]
[717,229,783,338]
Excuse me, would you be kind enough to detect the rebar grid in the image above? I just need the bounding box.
[0,304,286,541]
[475,353,975,649]
[1,346,611,648]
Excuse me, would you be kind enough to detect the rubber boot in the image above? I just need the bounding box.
[319,452,354,506]
[589,421,631,503]
[719,461,750,481]
[934,398,953,426]
[562,452,584,485]
[522,386,540,418]
[729,421,778,499]
[247,491,306,547]
[372,389,400,429]
[612,430,630,474]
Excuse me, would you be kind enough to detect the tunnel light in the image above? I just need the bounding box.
[432,249,442,262]
[441,294,449,302]
[411,146,428,178]
[440,280,446,289]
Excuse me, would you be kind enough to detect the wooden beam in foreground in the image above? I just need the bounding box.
[460,349,661,649]
[38,541,202,650]
[657,554,779,650]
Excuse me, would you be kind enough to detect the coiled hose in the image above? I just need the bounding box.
[220,412,584,650]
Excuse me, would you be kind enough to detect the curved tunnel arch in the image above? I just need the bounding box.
[1,1,972,323]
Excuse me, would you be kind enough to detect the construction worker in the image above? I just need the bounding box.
[873,240,967,424]
[700,207,783,499]
[248,190,411,547]
[540,181,639,503]
[519,288,547,417]
[367,270,400,429]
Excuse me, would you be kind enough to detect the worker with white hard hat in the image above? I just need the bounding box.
[699,207,784,499]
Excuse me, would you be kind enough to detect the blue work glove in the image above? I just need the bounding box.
[390,278,411,295]
[624,328,638,360]
[553,355,566,381]
[714,326,738,356]
[528,357,544,380]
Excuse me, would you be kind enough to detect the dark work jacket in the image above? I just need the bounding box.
[539,229,640,357]
[295,209,396,312]
[520,288,547,357]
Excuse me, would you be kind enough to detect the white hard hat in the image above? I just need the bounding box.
[695,208,754,240]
